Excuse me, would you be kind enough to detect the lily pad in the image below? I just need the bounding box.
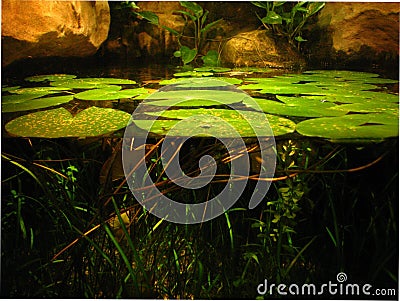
[10,86,70,94]
[25,74,77,82]
[243,97,348,117]
[74,87,148,101]
[50,77,136,89]
[139,108,295,137]
[2,86,21,92]
[194,67,231,72]
[2,95,74,113]
[5,107,131,138]
[296,113,398,140]
[173,71,214,77]
[144,90,251,107]
[159,77,242,86]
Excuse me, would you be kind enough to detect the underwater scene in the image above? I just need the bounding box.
[1,1,398,299]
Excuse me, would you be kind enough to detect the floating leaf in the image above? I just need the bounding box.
[5,107,131,138]
[2,86,21,92]
[25,74,77,82]
[74,87,148,101]
[243,97,348,117]
[173,71,214,77]
[144,90,251,107]
[50,77,136,89]
[10,86,70,94]
[296,113,398,140]
[135,108,295,137]
[2,95,74,113]
[194,67,231,73]
[159,77,242,86]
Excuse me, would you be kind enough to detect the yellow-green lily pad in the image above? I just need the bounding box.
[5,107,131,138]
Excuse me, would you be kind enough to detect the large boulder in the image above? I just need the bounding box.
[307,3,399,70]
[221,30,306,69]
[2,0,110,66]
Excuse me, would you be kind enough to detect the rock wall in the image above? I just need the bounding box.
[2,0,110,66]
[307,2,399,70]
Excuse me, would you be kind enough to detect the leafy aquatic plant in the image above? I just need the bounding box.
[252,1,325,49]
[146,1,222,66]
[5,107,131,138]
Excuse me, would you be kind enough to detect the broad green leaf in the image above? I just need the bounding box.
[135,108,295,137]
[180,1,203,17]
[159,77,241,86]
[136,11,159,25]
[201,50,220,67]
[243,97,348,117]
[74,87,148,101]
[2,95,74,113]
[180,46,198,65]
[24,74,77,82]
[262,11,283,24]
[5,107,131,138]
[296,114,398,140]
[144,90,251,106]
[194,66,231,73]
[50,77,136,89]
[10,86,70,94]
[173,71,214,77]
[2,86,21,92]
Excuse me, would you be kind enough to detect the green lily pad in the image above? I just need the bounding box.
[2,95,74,113]
[74,87,148,101]
[2,92,52,104]
[50,77,136,89]
[2,86,21,92]
[144,90,251,107]
[243,97,348,117]
[25,74,77,82]
[5,107,131,138]
[159,77,242,86]
[296,113,399,140]
[10,86,70,94]
[330,100,398,114]
[140,108,295,137]
[173,71,214,77]
[194,67,231,72]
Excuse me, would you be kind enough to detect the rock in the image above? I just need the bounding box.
[2,0,110,66]
[221,29,306,69]
[307,3,399,70]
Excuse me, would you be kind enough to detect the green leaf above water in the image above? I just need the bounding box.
[74,87,148,101]
[5,107,131,138]
[243,97,349,117]
[296,113,399,140]
[144,90,251,107]
[49,77,136,89]
[24,74,77,82]
[138,108,295,137]
[159,77,242,86]
[2,95,74,113]
[173,71,214,77]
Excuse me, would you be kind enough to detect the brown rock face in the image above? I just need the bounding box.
[222,30,306,69]
[308,2,399,69]
[2,0,110,66]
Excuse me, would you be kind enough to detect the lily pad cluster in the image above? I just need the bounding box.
[132,78,296,138]
[238,70,399,141]
[3,74,147,138]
